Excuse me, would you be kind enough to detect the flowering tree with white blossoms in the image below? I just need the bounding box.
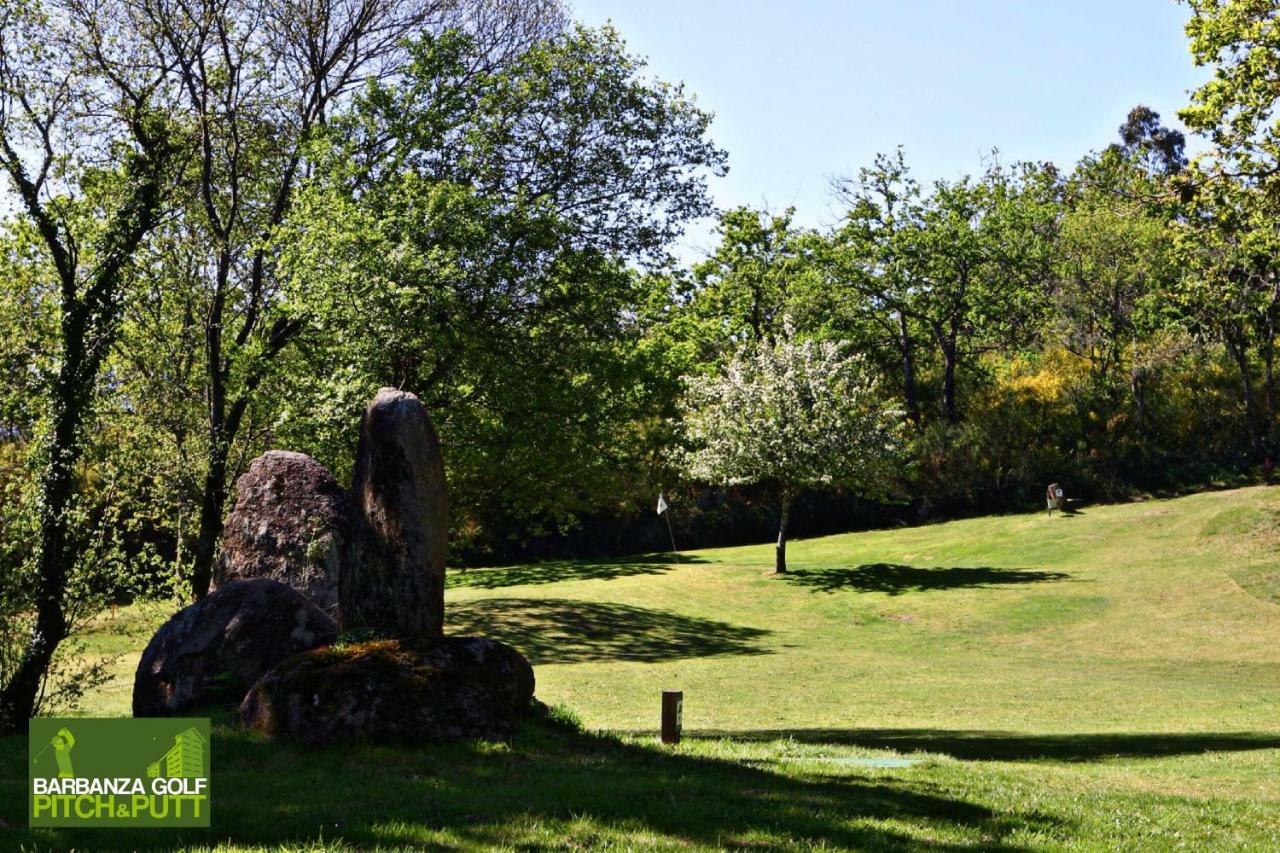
[681,330,902,573]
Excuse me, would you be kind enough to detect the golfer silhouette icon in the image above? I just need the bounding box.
[51,727,75,777]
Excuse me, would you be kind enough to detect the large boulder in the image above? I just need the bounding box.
[133,579,338,716]
[213,450,349,614]
[239,636,534,744]
[343,388,449,636]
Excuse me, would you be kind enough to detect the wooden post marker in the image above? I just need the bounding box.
[661,690,683,744]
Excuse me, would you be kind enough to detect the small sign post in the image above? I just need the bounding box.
[661,690,683,744]
[1046,483,1065,515]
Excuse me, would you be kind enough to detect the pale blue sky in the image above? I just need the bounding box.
[571,0,1209,257]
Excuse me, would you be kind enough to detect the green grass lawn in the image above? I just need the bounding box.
[3,486,1279,850]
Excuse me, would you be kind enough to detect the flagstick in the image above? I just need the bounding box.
[665,511,680,562]
[658,492,681,563]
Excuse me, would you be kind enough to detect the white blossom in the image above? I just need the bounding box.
[680,328,902,497]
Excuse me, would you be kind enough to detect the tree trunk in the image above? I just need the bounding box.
[189,318,300,601]
[190,254,229,601]
[190,444,230,600]
[1130,366,1148,437]
[941,342,959,424]
[0,112,169,733]
[898,312,921,426]
[931,319,961,425]
[1262,311,1276,444]
[1226,331,1262,456]
[0,379,80,731]
[774,490,794,574]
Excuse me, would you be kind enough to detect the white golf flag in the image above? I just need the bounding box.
[657,492,669,515]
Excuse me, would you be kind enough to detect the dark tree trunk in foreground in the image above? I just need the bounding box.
[940,336,959,425]
[0,116,171,733]
[931,316,962,425]
[189,327,297,599]
[0,374,80,730]
[191,447,231,600]
[775,490,794,574]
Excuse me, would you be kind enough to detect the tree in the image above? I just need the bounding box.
[1176,0,1280,458]
[274,25,726,542]
[1172,177,1280,455]
[1051,126,1182,445]
[1181,0,1280,185]
[827,150,928,426]
[686,207,822,349]
[832,154,1057,426]
[0,0,179,731]
[1115,105,1188,176]
[117,0,567,601]
[680,329,901,573]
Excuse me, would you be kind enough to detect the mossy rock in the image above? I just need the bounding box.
[239,635,534,745]
[134,579,338,717]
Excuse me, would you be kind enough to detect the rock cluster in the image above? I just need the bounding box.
[132,388,534,744]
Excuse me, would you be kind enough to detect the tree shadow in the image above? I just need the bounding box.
[450,553,704,590]
[693,728,1280,762]
[448,597,771,665]
[785,563,1072,595]
[3,711,1065,850]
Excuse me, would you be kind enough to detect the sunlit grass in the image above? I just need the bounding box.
[3,486,1279,849]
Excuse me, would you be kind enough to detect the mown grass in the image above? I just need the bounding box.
[2,486,1279,849]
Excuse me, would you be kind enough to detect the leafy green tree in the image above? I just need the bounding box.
[1177,1,1280,457]
[1171,176,1280,454]
[1181,0,1280,183]
[917,165,1057,424]
[274,26,726,543]
[1052,132,1182,444]
[1114,105,1188,176]
[115,0,565,600]
[685,207,823,350]
[833,153,1057,425]
[680,329,901,573]
[827,150,929,426]
[0,0,179,732]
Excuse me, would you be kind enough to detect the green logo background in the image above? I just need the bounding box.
[29,717,211,828]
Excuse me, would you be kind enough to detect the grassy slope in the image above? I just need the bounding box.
[2,486,1279,850]
[452,485,1280,736]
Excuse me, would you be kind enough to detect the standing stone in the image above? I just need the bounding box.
[343,388,449,635]
[213,450,349,614]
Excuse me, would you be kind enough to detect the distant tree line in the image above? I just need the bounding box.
[1,0,1277,728]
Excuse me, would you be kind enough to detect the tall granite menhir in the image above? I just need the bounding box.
[342,388,449,635]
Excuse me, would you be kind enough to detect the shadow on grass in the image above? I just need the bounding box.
[0,711,1061,850]
[694,728,1280,762]
[785,563,1072,595]
[449,598,769,664]
[450,553,704,590]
